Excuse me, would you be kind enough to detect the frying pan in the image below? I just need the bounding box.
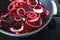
[0,0,57,37]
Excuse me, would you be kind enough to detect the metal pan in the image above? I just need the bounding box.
[0,0,57,37]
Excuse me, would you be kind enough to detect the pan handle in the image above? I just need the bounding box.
[51,0,57,15]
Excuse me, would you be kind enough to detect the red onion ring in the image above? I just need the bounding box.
[9,23,24,34]
[14,16,22,22]
[17,8,26,16]
[27,0,38,7]
[26,18,42,28]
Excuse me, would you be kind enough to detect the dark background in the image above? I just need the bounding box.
[0,0,60,40]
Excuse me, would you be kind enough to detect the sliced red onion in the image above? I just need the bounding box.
[26,11,37,19]
[45,10,49,16]
[14,16,22,22]
[9,24,24,34]
[33,7,43,13]
[17,8,26,16]
[26,18,42,28]
[27,0,38,6]
[8,1,17,11]
[28,14,40,22]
